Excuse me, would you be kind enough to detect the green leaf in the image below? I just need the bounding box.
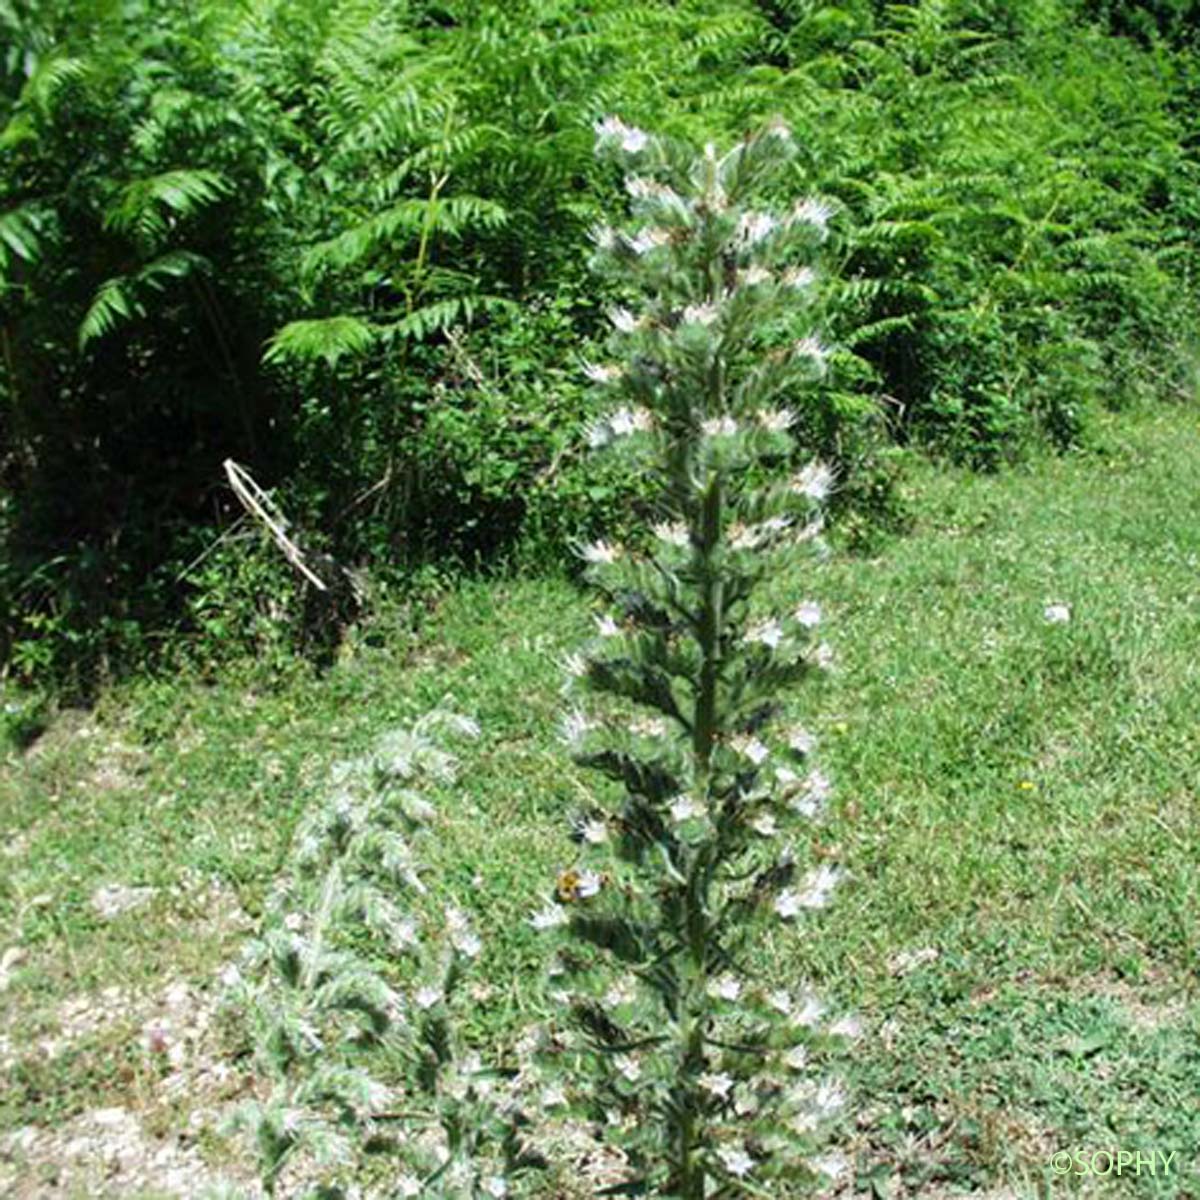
[264,317,380,369]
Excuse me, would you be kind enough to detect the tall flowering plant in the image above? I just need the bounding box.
[529,117,853,1196]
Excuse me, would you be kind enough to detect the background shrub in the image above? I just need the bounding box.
[0,0,1197,687]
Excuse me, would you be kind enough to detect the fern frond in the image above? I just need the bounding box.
[264,316,380,368]
[105,169,230,246]
[0,204,52,279]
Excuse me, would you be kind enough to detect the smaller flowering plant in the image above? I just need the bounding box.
[525,116,855,1197]
[227,712,528,1198]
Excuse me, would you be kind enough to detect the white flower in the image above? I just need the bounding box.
[609,406,653,437]
[793,335,829,367]
[1044,603,1071,624]
[730,733,769,765]
[609,306,638,333]
[562,652,588,679]
[814,1078,847,1116]
[812,642,835,670]
[415,985,442,1009]
[392,916,419,948]
[594,115,648,153]
[767,989,793,1016]
[559,708,593,747]
[581,818,608,845]
[739,264,772,287]
[604,979,637,1008]
[595,613,621,638]
[889,946,940,975]
[586,420,612,450]
[628,227,670,255]
[615,1054,641,1082]
[728,521,761,551]
[575,870,603,899]
[654,520,690,547]
[794,599,822,628]
[736,210,777,247]
[795,515,825,543]
[790,769,831,818]
[699,1071,735,1099]
[590,223,617,251]
[792,197,835,231]
[283,912,304,932]
[792,988,825,1028]
[405,795,436,821]
[701,415,738,437]
[829,1014,862,1040]
[787,725,816,755]
[541,1083,568,1109]
[782,265,816,289]
[708,974,742,1002]
[811,1151,849,1181]
[717,1144,756,1178]
[452,930,481,958]
[784,1044,809,1070]
[483,1177,508,1198]
[530,904,567,931]
[792,460,834,501]
[774,889,802,920]
[396,1174,422,1197]
[745,618,785,649]
[750,812,778,837]
[669,794,701,823]
[583,361,622,384]
[756,407,796,433]
[795,864,842,910]
[629,715,668,738]
[580,539,620,564]
[682,302,719,327]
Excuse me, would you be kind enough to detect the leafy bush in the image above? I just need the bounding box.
[1,0,1198,684]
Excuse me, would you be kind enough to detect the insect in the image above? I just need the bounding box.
[556,868,609,903]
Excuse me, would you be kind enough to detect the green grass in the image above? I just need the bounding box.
[2,405,1199,1196]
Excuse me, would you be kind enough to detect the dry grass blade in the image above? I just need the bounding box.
[222,458,328,592]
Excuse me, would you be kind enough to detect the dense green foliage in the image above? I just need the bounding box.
[1,0,1197,686]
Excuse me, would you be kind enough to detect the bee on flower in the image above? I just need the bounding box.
[556,868,605,903]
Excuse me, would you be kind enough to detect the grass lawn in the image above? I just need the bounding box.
[1,404,1198,1198]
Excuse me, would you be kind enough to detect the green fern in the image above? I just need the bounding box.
[264,315,380,368]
